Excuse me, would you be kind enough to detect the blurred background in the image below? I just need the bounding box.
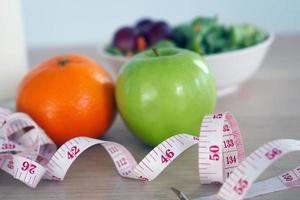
[1,0,299,100]
[22,0,300,48]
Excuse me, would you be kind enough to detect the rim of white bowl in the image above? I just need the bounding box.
[98,32,275,63]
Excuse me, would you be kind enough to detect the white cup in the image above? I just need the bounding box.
[0,0,28,101]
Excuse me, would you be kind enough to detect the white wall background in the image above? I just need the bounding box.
[22,0,300,48]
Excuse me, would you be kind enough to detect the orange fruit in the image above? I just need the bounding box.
[16,54,116,145]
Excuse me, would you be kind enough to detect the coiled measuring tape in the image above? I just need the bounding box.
[0,107,300,200]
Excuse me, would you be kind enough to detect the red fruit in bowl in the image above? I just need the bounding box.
[147,21,172,45]
[136,18,154,35]
[113,27,137,52]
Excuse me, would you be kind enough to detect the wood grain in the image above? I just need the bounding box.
[1,34,300,199]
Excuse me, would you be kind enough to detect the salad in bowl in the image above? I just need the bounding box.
[99,16,273,96]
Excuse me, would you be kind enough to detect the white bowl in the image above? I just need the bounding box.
[98,33,274,97]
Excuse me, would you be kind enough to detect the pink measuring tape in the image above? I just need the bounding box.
[1,107,300,200]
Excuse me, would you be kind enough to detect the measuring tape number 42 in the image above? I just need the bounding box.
[0,107,300,200]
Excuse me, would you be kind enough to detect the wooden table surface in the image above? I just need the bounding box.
[1,34,300,200]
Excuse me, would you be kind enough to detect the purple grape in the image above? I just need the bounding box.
[147,21,172,45]
[112,27,137,52]
[136,18,154,35]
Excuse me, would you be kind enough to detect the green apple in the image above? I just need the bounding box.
[116,48,216,146]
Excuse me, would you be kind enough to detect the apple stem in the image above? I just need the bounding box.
[152,48,160,57]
